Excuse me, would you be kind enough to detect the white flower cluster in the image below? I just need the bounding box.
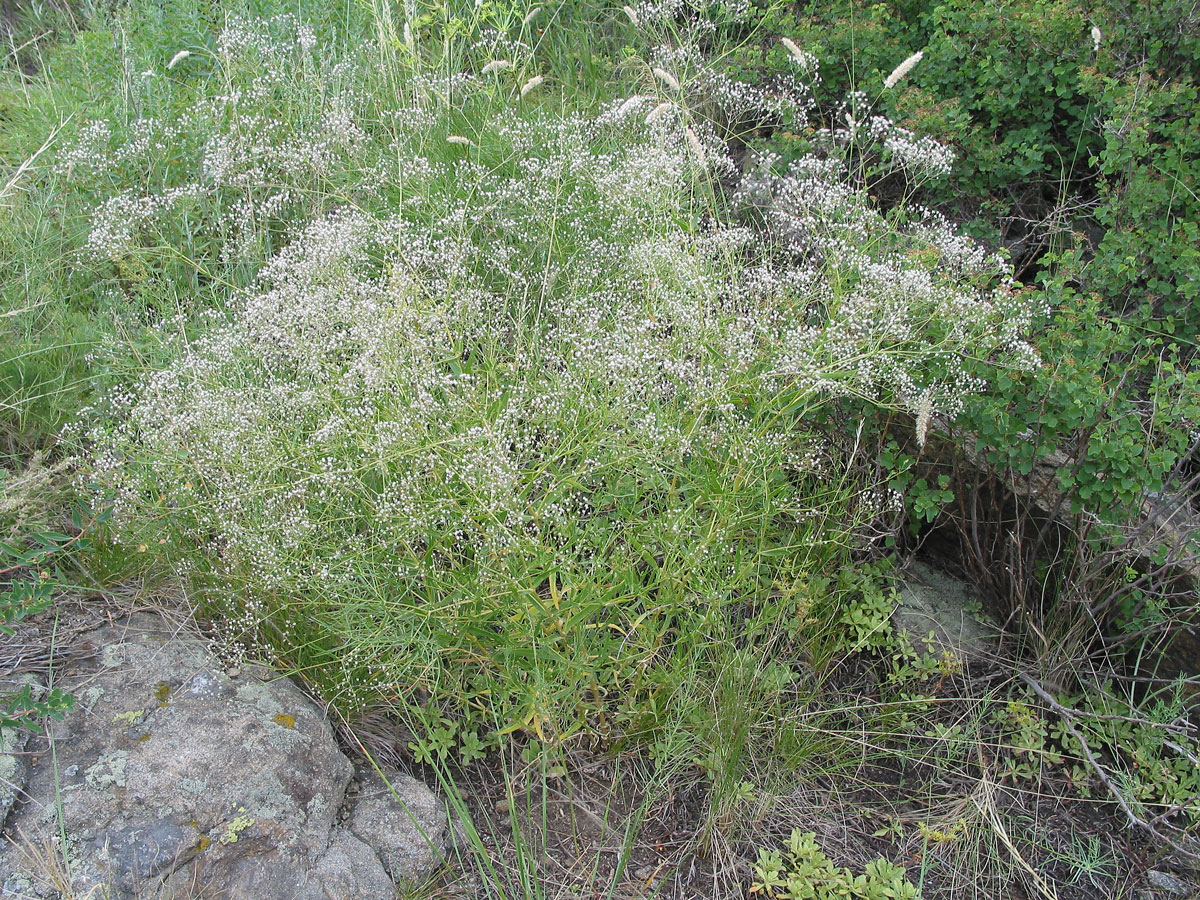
[653,39,817,129]
[700,68,815,130]
[57,116,185,184]
[198,56,365,192]
[78,13,1042,706]
[735,148,1039,420]
[627,0,689,27]
[55,120,112,177]
[73,15,371,269]
[217,13,315,59]
[826,111,955,181]
[471,30,534,69]
[86,186,201,261]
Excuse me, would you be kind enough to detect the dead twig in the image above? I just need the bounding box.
[1018,672,1200,862]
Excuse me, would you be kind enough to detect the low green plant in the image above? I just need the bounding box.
[984,680,1200,833]
[750,828,921,900]
[1044,830,1118,890]
[1052,683,1200,822]
[0,680,73,735]
[990,697,1061,782]
[0,512,97,732]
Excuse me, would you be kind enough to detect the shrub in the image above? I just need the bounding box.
[78,14,1037,753]
[711,0,1200,677]
[1078,69,1200,347]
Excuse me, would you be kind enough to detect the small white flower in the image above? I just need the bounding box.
[297,25,317,52]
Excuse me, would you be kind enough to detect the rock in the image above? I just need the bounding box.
[0,611,449,899]
[894,560,998,662]
[302,826,405,900]
[1145,869,1195,897]
[348,766,450,883]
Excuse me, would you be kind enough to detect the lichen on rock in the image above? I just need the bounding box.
[0,612,449,900]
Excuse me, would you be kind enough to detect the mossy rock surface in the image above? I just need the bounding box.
[895,561,998,662]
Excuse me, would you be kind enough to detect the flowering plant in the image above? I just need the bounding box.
[77,16,1037,750]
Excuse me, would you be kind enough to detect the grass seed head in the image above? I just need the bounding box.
[883,50,924,89]
[645,101,673,125]
[520,75,544,98]
[685,127,705,165]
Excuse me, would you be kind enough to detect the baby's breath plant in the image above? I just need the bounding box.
[0,3,380,449]
[79,18,1037,758]
[63,13,377,291]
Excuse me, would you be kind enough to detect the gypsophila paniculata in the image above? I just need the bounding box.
[78,13,1039,732]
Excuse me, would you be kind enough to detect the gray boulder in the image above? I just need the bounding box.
[0,612,449,899]
[349,767,450,884]
[299,827,401,900]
